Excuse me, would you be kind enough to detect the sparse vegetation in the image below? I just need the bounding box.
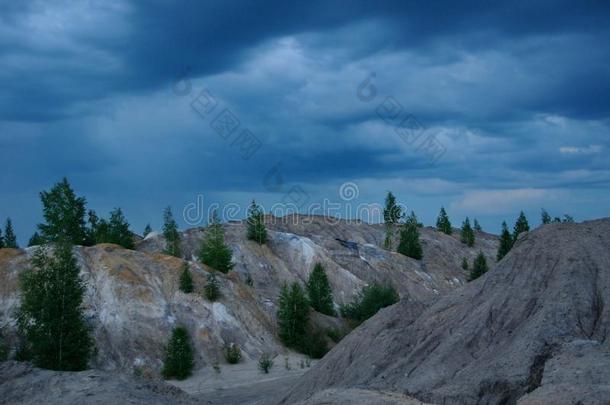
[199,210,233,273]
[258,353,273,373]
[162,326,194,380]
[225,343,242,364]
[436,207,452,235]
[246,199,267,244]
[397,211,423,260]
[204,273,220,301]
[163,207,182,258]
[340,283,399,325]
[16,243,93,371]
[306,263,335,316]
[179,262,194,293]
[469,252,489,281]
[460,217,475,247]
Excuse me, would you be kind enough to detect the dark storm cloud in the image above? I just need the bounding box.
[1,0,610,242]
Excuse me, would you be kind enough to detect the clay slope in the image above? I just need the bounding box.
[0,215,496,376]
[280,219,610,405]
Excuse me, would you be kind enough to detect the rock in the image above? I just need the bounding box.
[0,361,197,404]
[279,219,610,405]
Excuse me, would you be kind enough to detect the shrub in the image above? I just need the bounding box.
[461,257,469,271]
[460,217,475,247]
[204,273,220,301]
[326,328,347,343]
[0,335,7,361]
[258,353,273,373]
[225,343,242,364]
[162,326,194,380]
[469,252,489,281]
[302,328,328,359]
[179,262,194,293]
[340,283,399,325]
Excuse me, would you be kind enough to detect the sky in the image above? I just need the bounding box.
[1,1,610,244]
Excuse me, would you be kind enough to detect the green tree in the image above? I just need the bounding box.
[436,207,452,235]
[397,211,423,260]
[28,232,45,247]
[0,227,4,249]
[16,243,93,371]
[277,282,310,349]
[143,223,152,238]
[460,217,475,247]
[513,211,530,241]
[473,219,482,232]
[179,262,194,293]
[163,207,182,258]
[162,326,194,380]
[306,263,335,316]
[383,191,403,250]
[38,178,88,245]
[199,211,233,273]
[469,252,489,281]
[204,273,220,301]
[340,283,399,325]
[246,200,267,244]
[461,257,469,270]
[4,218,18,248]
[562,214,575,223]
[541,209,552,225]
[106,208,134,249]
[497,221,513,261]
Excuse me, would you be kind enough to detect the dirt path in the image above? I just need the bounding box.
[168,353,315,404]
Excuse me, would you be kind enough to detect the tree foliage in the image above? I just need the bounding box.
[469,252,489,281]
[4,218,18,248]
[497,221,513,261]
[86,208,134,249]
[436,207,452,235]
[383,191,403,250]
[460,217,475,247]
[179,262,194,293]
[473,218,482,232]
[162,326,194,380]
[306,263,335,316]
[16,243,93,371]
[277,282,310,349]
[246,200,267,245]
[38,178,88,245]
[204,273,220,301]
[143,223,152,238]
[199,211,233,273]
[163,207,182,258]
[461,257,469,270]
[541,209,552,225]
[397,211,423,260]
[28,232,45,247]
[513,211,530,241]
[340,283,399,325]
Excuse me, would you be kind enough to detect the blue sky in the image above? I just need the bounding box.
[1,1,609,244]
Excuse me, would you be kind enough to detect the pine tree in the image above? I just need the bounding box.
[179,262,194,293]
[16,243,93,370]
[473,219,482,232]
[162,326,194,380]
[143,223,152,238]
[0,227,4,249]
[204,272,220,301]
[460,217,475,247]
[436,207,452,235]
[4,218,18,248]
[246,200,267,244]
[383,191,403,250]
[306,263,335,316]
[38,178,88,245]
[461,257,469,270]
[541,209,551,225]
[277,282,310,349]
[199,210,233,273]
[163,207,182,258]
[469,252,489,281]
[397,211,423,260]
[28,232,45,247]
[497,221,513,261]
[106,208,134,249]
[513,211,530,241]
